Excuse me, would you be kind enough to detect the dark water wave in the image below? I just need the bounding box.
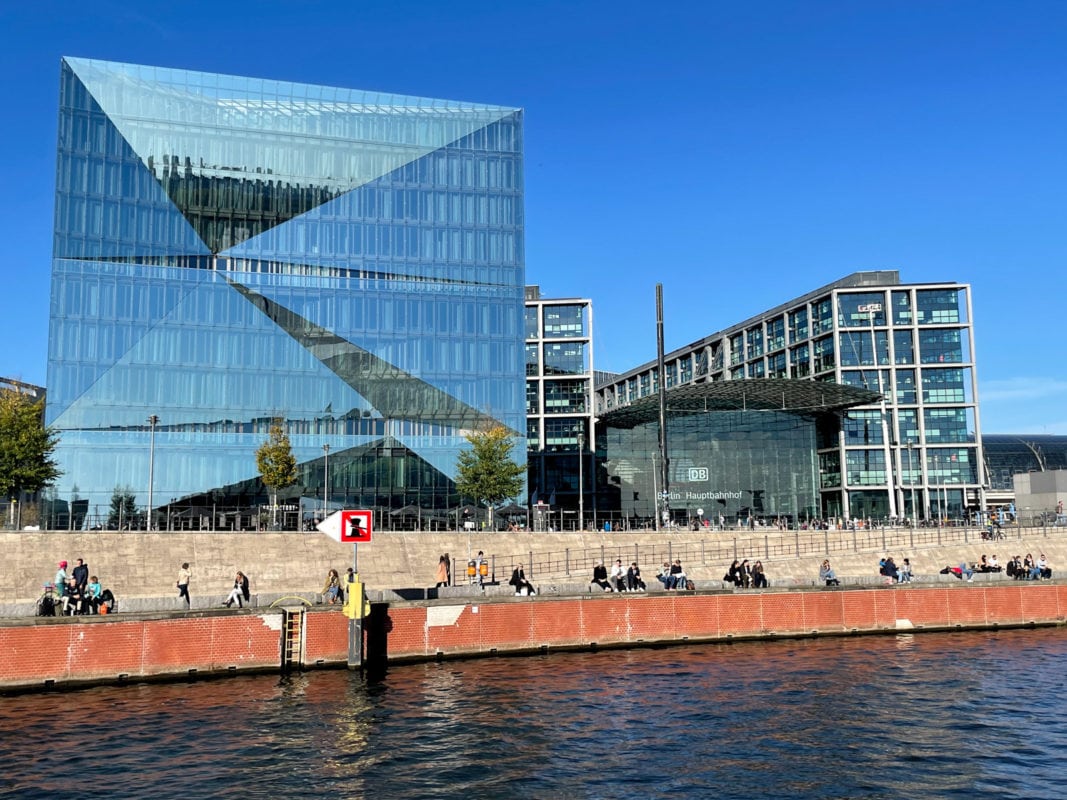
[2,628,1066,799]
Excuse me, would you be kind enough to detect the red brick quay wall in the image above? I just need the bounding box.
[2,583,1065,691]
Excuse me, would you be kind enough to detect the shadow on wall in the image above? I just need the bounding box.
[364,604,393,680]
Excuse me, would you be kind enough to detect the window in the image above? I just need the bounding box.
[525,380,540,414]
[916,289,964,324]
[766,317,785,352]
[892,291,912,325]
[924,407,975,443]
[543,379,588,414]
[543,304,585,338]
[813,337,836,373]
[678,355,692,383]
[919,328,966,364]
[768,351,786,378]
[922,368,969,404]
[844,410,885,445]
[790,343,810,378]
[893,330,914,364]
[812,298,834,335]
[846,450,887,486]
[839,331,888,367]
[729,333,744,365]
[525,343,539,376]
[524,305,539,339]
[838,292,887,328]
[789,308,809,342]
[543,342,586,376]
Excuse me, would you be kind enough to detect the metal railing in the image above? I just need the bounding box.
[483,522,1067,586]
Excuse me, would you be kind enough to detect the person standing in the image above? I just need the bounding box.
[54,561,69,598]
[177,562,192,607]
[72,558,89,593]
[435,555,449,588]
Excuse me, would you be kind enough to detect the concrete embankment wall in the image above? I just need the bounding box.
[3,582,1065,692]
[3,527,1065,607]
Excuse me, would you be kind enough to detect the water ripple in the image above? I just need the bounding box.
[3,628,1067,798]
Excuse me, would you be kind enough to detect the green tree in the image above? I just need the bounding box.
[0,388,61,503]
[256,420,297,529]
[455,425,525,527]
[107,486,139,530]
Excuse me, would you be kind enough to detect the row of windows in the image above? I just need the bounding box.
[601,330,974,410]
[525,378,590,415]
[843,407,976,445]
[526,342,588,377]
[725,290,965,367]
[524,303,588,340]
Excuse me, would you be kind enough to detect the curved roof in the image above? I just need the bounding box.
[599,378,882,429]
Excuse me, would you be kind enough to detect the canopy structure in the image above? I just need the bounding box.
[496,503,529,517]
[598,378,881,429]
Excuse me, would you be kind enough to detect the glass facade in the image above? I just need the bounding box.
[595,272,985,523]
[523,289,594,521]
[47,58,526,524]
[606,411,821,525]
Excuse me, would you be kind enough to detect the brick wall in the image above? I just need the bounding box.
[365,583,1067,661]
[0,613,282,689]
[4,584,1066,691]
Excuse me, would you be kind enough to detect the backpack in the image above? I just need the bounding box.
[685,579,696,591]
[37,595,56,617]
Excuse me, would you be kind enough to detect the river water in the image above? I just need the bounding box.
[2,627,1065,799]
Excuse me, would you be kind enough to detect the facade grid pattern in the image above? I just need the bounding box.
[595,271,985,522]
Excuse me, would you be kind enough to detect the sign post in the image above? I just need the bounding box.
[317,509,373,668]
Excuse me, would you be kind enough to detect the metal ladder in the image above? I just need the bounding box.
[281,607,305,672]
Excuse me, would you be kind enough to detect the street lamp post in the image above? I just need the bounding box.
[577,420,584,532]
[147,415,159,531]
[906,442,917,529]
[322,443,330,520]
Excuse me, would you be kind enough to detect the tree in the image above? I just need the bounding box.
[0,388,61,503]
[256,420,297,529]
[107,486,139,530]
[455,425,525,527]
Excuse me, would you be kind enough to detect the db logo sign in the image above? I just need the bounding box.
[688,467,709,482]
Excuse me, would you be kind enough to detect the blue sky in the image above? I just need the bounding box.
[2,0,1065,433]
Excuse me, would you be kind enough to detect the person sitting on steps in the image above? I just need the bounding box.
[820,559,840,586]
[509,563,537,596]
[590,560,613,592]
[224,571,250,608]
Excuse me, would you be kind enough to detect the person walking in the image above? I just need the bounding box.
[435,555,449,588]
[177,562,192,607]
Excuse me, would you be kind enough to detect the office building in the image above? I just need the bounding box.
[46,58,525,527]
[595,271,984,525]
[524,286,595,528]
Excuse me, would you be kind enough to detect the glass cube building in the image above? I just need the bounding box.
[46,57,526,527]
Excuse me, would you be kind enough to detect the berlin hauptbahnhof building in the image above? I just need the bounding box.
[44,58,985,529]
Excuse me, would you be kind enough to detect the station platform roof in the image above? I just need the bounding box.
[599,378,882,429]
